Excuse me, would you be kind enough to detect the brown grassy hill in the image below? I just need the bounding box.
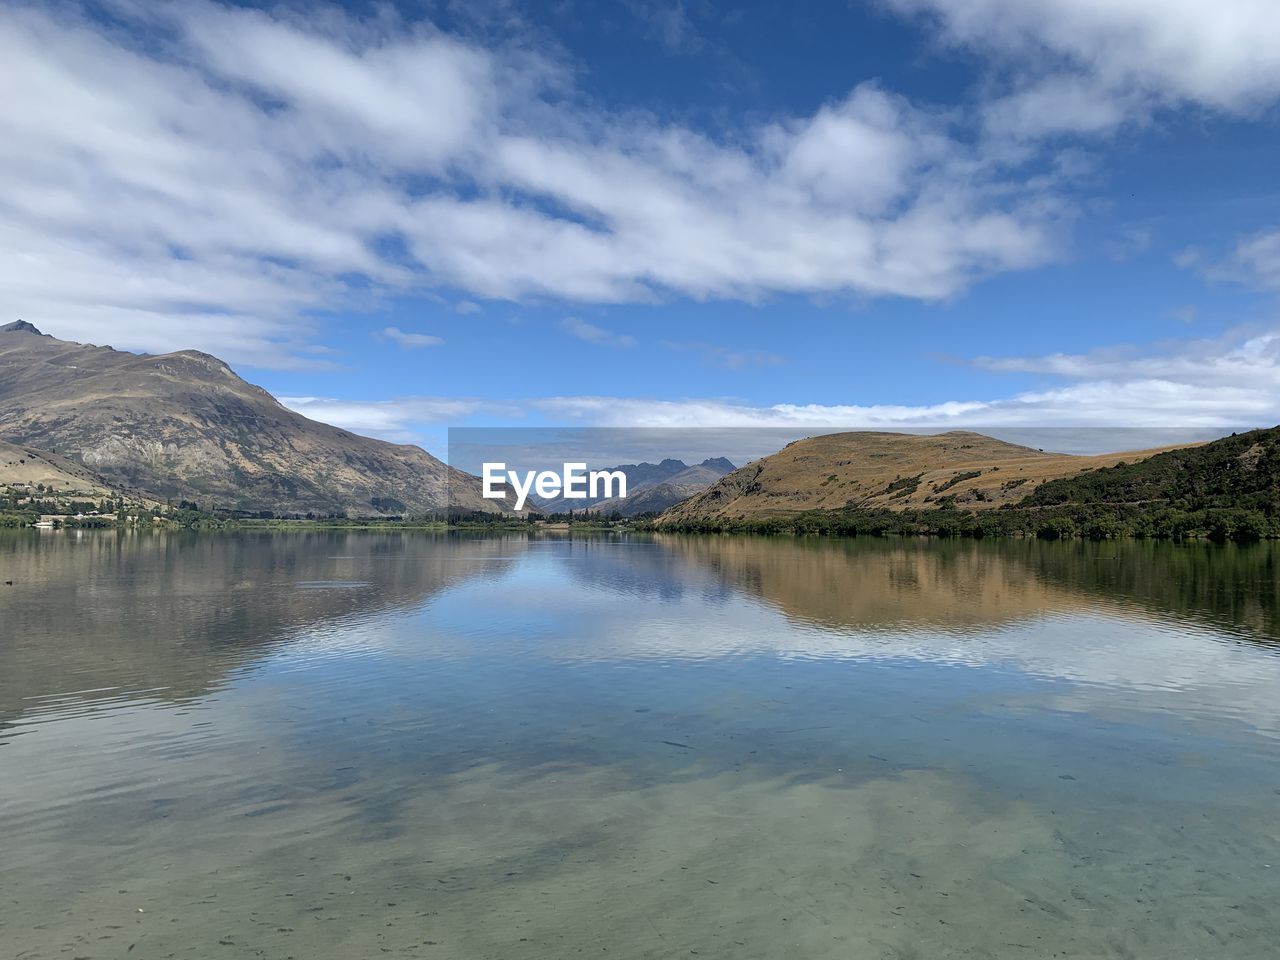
[0,322,499,516]
[0,438,120,496]
[658,430,1188,525]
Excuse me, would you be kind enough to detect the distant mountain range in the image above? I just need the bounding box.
[0,322,500,516]
[537,457,735,517]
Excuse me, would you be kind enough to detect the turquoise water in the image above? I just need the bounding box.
[2,531,1278,958]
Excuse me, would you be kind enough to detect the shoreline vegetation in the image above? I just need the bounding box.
[643,503,1275,543]
[1,507,1274,543]
[0,497,620,533]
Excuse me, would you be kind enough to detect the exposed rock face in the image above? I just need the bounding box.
[0,324,498,516]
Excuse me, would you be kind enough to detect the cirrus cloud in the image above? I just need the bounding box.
[560,317,636,348]
[0,0,1065,367]
[887,0,1280,113]
[1179,230,1280,293]
[380,327,444,349]
[286,326,1280,449]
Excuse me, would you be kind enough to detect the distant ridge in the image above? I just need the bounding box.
[0,324,501,516]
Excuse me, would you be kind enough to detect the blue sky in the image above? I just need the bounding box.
[4,0,1280,454]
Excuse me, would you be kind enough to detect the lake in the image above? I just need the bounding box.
[2,530,1278,958]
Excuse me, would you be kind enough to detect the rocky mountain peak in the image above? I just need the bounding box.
[1,320,44,335]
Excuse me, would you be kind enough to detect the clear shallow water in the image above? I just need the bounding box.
[1,531,1279,959]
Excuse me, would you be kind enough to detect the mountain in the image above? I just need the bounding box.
[537,457,736,516]
[658,430,1181,525]
[0,323,500,516]
[588,459,738,517]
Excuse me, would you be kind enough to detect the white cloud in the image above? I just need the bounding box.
[280,326,1280,455]
[770,86,941,213]
[6,0,1278,379]
[716,350,784,371]
[629,1,704,54]
[888,0,1280,113]
[454,300,482,315]
[0,1,1066,366]
[888,0,1280,143]
[532,381,1269,434]
[181,4,498,171]
[980,74,1141,139]
[280,396,515,443]
[976,329,1280,386]
[660,340,784,370]
[1103,224,1154,263]
[1233,231,1280,289]
[381,326,444,348]
[531,327,1280,431]
[1182,229,1280,291]
[560,317,636,348]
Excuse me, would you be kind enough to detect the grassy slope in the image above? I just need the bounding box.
[658,431,1188,524]
[0,438,118,494]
